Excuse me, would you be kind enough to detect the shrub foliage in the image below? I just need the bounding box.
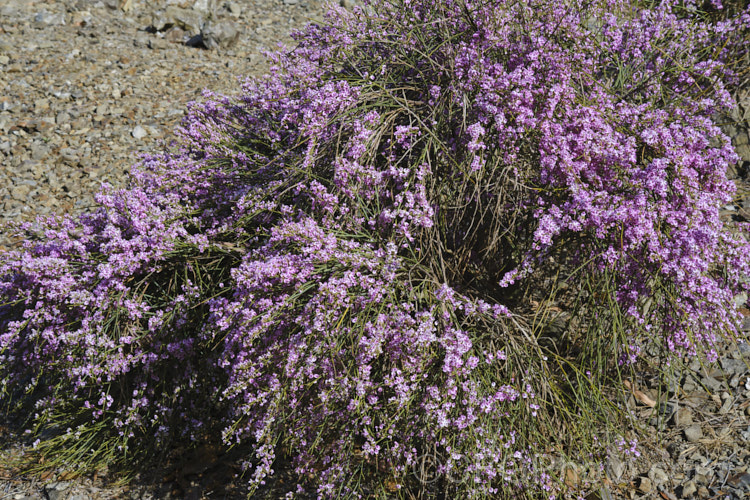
[1,0,749,497]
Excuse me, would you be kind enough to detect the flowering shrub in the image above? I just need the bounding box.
[1,0,749,497]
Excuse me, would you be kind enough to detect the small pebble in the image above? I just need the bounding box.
[728,472,750,489]
[683,376,697,392]
[607,455,626,481]
[684,424,703,442]
[671,407,693,427]
[719,396,733,414]
[701,375,722,393]
[638,477,653,494]
[226,1,242,17]
[131,125,148,139]
[648,465,669,486]
[681,480,697,498]
[694,465,713,485]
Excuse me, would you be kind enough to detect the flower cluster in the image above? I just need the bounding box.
[1,0,748,497]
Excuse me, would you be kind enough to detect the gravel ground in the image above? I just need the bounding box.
[0,0,327,251]
[1,0,750,499]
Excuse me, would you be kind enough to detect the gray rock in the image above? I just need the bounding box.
[22,161,44,180]
[719,393,733,414]
[683,375,698,392]
[148,36,168,50]
[201,19,240,50]
[728,472,750,489]
[671,407,693,427]
[151,12,171,32]
[34,10,66,26]
[648,465,669,486]
[665,373,682,394]
[132,125,148,139]
[658,401,677,419]
[59,148,79,166]
[684,424,703,442]
[226,1,242,17]
[0,6,17,18]
[30,142,49,161]
[737,143,750,162]
[143,124,160,136]
[11,184,31,201]
[694,465,713,485]
[720,358,749,376]
[71,10,92,26]
[165,26,188,44]
[681,480,697,498]
[50,481,71,491]
[186,34,204,47]
[606,454,626,481]
[741,98,750,122]
[165,6,205,35]
[133,32,150,48]
[688,358,702,372]
[34,98,50,112]
[192,0,217,15]
[44,169,60,189]
[700,375,722,393]
[638,477,653,494]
